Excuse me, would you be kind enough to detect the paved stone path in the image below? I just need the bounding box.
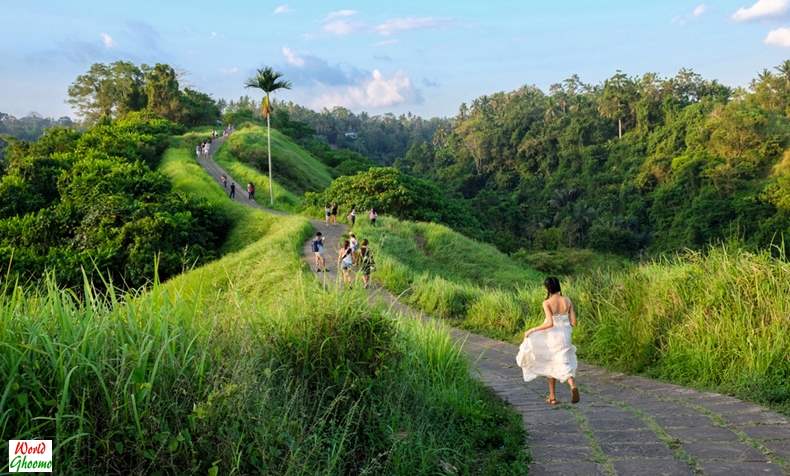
[198,136,790,476]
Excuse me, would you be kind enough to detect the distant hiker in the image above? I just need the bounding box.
[312,231,326,272]
[325,203,332,225]
[517,277,580,406]
[221,174,228,189]
[369,208,378,226]
[247,182,255,201]
[359,239,375,289]
[338,239,354,286]
[195,144,201,159]
[229,182,236,199]
[349,233,359,265]
[203,142,210,156]
[331,202,339,225]
[348,206,357,227]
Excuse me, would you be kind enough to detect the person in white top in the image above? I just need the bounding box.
[517,276,580,405]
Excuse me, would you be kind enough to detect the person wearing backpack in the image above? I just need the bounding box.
[247,182,255,201]
[359,239,375,289]
[229,182,236,199]
[312,231,326,272]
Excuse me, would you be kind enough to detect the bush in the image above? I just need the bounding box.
[305,167,481,235]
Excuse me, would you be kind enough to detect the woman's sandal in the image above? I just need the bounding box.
[571,387,580,404]
[546,397,559,406]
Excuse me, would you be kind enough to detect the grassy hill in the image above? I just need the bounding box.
[213,124,333,211]
[0,132,527,474]
[354,216,790,415]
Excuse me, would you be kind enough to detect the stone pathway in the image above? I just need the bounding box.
[198,138,790,476]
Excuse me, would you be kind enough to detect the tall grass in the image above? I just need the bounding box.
[360,216,790,414]
[0,134,528,474]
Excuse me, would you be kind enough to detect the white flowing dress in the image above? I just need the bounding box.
[516,312,577,383]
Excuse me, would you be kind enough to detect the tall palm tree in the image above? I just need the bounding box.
[244,67,292,205]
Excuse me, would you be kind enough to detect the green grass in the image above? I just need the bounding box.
[0,133,528,474]
[355,216,790,415]
[213,124,333,211]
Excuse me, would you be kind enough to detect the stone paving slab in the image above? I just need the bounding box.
[196,147,790,476]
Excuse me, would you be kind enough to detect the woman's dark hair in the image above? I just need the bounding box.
[361,239,368,246]
[343,240,350,249]
[544,276,561,298]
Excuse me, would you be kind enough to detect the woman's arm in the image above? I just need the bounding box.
[525,302,555,337]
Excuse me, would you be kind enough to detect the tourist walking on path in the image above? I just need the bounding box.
[347,206,356,227]
[325,203,332,225]
[338,239,354,287]
[517,277,580,405]
[221,174,227,189]
[229,182,236,199]
[359,239,375,289]
[369,208,378,226]
[247,182,255,201]
[195,144,201,160]
[349,233,359,265]
[331,202,339,225]
[312,232,326,272]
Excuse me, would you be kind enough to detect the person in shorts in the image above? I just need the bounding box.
[338,239,354,286]
[359,239,375,289]
[312,232,326,272]
[325,203,332,225]
[331,202,339,225]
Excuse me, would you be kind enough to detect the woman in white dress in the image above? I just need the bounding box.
[517,277,580,405]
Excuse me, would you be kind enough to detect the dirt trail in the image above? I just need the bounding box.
[199,138,790,476]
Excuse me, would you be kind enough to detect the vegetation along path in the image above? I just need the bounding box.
[197,140,790,476]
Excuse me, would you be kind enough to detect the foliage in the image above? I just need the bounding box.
[278,101,450,165]
[0,119,226,290]
[396,64,790,255]
[67,62,221,127]
[0,149,528,474]
[0,112,77,141]
[212,124,332,211]
[306,167,483,238]
[363,212,790,415]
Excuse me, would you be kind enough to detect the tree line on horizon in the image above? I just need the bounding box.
[391,62,790,256]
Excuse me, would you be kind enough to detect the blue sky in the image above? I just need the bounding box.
[1,0,789,119]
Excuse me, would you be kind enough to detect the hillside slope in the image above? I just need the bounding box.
[213,124,333,211]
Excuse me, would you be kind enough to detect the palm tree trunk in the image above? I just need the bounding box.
[267,107,274,206]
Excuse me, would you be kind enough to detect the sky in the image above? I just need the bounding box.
[1,0,789,119]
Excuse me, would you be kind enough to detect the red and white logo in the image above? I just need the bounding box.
[8,440,52,473]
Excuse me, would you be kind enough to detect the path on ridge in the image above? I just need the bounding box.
[198,137,790,476]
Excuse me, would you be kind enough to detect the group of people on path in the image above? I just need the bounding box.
[219,174,255,202]
[311,231,376,289]
[324,202,378,227]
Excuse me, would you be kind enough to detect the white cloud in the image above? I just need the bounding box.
[733,0,789,21]
[312,69,419,109]
[375,17,443,35]
[322,11,360,35]
[273,4,290,14]
[210,31,218,39]
[282,47,305,66]
[220,66,240,75]
[325,10,357,21]
[765,26,790,46]
[693,4,707,16]
[100,32,114,48]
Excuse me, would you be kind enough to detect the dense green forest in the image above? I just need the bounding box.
[0,61,227,289]
[223,96,447,164]
[392,63,790,255]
